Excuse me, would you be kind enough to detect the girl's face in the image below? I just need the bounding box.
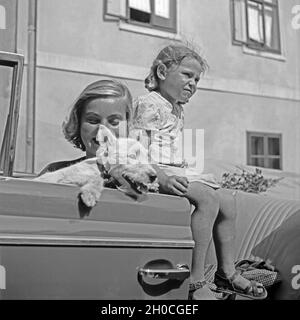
[158,57,202,105]
[80,97,128,158]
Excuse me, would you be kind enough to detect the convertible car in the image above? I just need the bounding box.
[1,51,299,300]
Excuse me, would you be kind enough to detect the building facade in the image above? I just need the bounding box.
[1,0,300,174]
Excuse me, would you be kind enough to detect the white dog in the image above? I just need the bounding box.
[36,125,159,207]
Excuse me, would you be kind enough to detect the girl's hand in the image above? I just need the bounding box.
[151,164,189,196]
[160,175,189,196]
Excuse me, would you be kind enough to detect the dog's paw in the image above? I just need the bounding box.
[80,181,103,207]
[80,190,97,207]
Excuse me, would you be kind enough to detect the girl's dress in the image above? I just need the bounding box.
[131,91,220,189]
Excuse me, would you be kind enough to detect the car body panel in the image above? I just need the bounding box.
[0,178,193,299]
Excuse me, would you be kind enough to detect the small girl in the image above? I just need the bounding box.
[131,44,267,300]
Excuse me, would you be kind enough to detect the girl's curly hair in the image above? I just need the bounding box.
[145,44,208,91]
[63,79,132,151]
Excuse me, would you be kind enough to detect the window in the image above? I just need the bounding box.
[105,0,177,33]
[231,0,281,53]
[0,0,18,52]
[247,132,282,170]
[0,51,24,176]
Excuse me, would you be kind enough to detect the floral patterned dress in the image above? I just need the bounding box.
[130,91,220,189]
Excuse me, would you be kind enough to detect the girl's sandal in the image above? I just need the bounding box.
[214,270,268,300]
[188,279,207,300]
[189,280,232,300]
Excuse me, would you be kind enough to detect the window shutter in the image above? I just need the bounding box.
[104,0,127,19]
[152,0,176,32]
[263,1,281,52]
[231,0,247,44]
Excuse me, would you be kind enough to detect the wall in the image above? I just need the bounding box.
[14,0,300,173]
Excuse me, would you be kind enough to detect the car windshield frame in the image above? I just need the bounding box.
[0,51,24,177]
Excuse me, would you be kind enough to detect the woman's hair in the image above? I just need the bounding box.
[63,79,132,151]
[145,44,208,91]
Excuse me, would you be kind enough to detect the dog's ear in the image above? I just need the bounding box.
[96,125,116,165]
[96,125,117,146]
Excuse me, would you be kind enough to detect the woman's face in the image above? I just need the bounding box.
[80,97,128,158]
[158,57,202,105]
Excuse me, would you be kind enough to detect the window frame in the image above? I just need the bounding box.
[127,0,177,33]
[231,0,281,54]
[104,0,177,34]
[0,51,24,177]
[246,131,282,170]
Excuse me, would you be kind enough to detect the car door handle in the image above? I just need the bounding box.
[138,264,190,281]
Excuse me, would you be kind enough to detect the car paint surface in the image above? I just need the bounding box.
[0,177,193,299]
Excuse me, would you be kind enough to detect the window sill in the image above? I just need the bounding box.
[119,20,181,40]
[242,45,286,62]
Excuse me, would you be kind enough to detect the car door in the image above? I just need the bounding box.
[0,178,193,299]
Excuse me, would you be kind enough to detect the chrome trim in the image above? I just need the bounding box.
[138,264,190,280]
[0,234,194,248]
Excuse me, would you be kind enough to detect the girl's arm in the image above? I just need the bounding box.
[131,96,188,196]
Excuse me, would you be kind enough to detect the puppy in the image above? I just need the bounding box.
[35,125,159,207]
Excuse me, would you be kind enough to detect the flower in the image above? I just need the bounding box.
[220,168,282,193]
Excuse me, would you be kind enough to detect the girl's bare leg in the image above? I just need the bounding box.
[185,182,219,299]
[213,189,265,294]
[213,189,237,277]
[187,186,264,298]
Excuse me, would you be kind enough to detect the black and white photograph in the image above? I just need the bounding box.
[0,0,300,310]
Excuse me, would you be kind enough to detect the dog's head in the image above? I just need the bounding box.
[121,163,159,194]
[95,125,158,196]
